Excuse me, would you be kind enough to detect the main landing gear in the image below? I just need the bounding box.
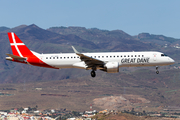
[156,66,159,74]
[91,70,96,77]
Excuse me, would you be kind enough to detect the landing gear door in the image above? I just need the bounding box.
[153,53,157,61]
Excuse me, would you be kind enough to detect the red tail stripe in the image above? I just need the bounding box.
[14,33,23,43]
[8,32,33,57]
[8,33,14,44]
[7,32,58,69]
[8,32,24,44]
[11,46,20,56]
[18,46,34,57]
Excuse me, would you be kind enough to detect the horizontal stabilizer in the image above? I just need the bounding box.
[6,53,26,60]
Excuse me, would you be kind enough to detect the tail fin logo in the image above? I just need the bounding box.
[8,32,24,57]
[7,32,33,57]
[7,32,57,69]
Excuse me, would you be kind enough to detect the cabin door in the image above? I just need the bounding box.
[153,53,157,61]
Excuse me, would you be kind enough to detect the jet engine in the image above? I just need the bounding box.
[104,62,119,73]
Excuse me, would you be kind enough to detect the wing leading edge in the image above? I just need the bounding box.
[72,46,105,69]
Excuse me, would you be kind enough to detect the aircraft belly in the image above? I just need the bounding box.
[45,60,78,69]
[121,62,153,67]
[122,62,172,67]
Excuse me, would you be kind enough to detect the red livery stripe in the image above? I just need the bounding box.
[7,32,14,44]
[7,32,57,69]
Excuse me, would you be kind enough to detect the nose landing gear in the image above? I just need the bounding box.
[156,66,159,74]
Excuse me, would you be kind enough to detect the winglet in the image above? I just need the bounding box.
[72,46,80,54]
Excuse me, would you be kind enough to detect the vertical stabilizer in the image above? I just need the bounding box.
[7,32,57,69]
[7,32,34,57]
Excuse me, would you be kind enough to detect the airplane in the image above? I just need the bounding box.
[6,32,175,77]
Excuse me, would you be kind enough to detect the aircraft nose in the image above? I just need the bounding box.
[169,57,175,64]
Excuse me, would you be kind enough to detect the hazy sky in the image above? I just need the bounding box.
[1,0,180,38]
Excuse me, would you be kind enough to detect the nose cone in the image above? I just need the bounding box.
[169,57,175,64]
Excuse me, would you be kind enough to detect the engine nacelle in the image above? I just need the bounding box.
[104,62,119,73]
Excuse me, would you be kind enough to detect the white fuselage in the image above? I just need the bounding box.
[36,51,174,69]
[6,32,175,77]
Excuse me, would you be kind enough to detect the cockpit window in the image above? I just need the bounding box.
[161,54,168,57]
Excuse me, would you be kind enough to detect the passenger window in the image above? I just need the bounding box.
[98,56,100,58]
[135,55,137,57]
[64,57,66,59]
[102,56,104,58]
[121,55,122,57]
[46,57,48,59]
[131,55,133,57]
[128,55,129,57]
[138,55,140,57]
[117,56,119,57]
[106,56,108,58]
[142,55,144,57]
[114,56,115,57]
[124,55,126,57]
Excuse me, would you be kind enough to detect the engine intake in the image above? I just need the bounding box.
[104,62,119,73]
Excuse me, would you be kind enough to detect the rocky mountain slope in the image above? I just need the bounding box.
[0,24,180,83]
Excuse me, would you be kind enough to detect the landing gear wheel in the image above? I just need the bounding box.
[155,66,159,74]
[91,71,96,77]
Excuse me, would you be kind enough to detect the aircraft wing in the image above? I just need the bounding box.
[72,46,104,68]
[6,54,26,60]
